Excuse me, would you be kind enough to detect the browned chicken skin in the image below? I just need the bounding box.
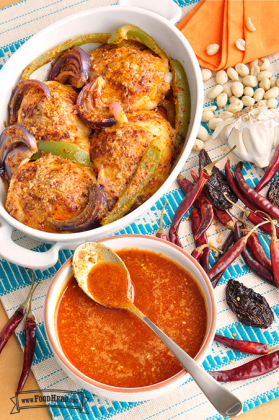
[91,110,175,210]
[6,153,95,233]
[17,81,91,156]
[88,41,170,125]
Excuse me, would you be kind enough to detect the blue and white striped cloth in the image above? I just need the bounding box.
[1,1,279,419]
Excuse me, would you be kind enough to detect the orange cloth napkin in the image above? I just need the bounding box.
[177,0,279,70]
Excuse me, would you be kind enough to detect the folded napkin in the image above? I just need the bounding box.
[177,0,279,70]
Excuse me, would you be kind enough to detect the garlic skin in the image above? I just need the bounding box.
[212,106,279,168]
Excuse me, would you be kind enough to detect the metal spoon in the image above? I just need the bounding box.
[73,242,242,418]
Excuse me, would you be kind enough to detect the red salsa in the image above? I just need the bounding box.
[56,249,207,388]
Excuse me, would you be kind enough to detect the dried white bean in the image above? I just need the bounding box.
[270,77,277,88]
[197,125,210,142]
[236,39,246,51]
[229,96,239,103]
[242,75,258,87]
[231,81,244,97]
[259,77,271,91]
[257,99,267,107]
[250,65,260,78]
[257,71,272,81]
[219,111,234,120]
[202,110,214,122]
[253,88,265,102]
[206,44,220,56]
[192,139,204,151]
[208,118,223,130]
[222,84,232,97]
[208,84,223,99]
[216,70,228,85]
[243,87,254,97]
[259,58,270,71]
[246,17,256,31]
[226,99,244,113]
[216,92,228,108]
[227,67,239,81]
[249,59,259,68]
[241,96,255,107]
[235,63,249,77]
[201,68,212,81]
[204,105,217,111]
[267,98,278,109]
[264,86,279,100]
[276,79,279,89]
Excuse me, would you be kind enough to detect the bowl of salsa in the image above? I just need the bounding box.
[45,235,217,401]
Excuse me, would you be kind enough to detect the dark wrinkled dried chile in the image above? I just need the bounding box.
[199,149,237,210]
[267,176,279,208]
[226,279,274,328]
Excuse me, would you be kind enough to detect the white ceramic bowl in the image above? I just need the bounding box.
[45,235,217,402]
[0,1,203,269]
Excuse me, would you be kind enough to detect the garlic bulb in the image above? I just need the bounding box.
[212,106,279,167]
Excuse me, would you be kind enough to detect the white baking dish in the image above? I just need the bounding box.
[0,0,203,269]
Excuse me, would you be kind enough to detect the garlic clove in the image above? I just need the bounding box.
[227,128,253,163]
[242,123,273,168]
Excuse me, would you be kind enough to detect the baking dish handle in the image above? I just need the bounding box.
[0,217,81,270]
[117,0,182,24]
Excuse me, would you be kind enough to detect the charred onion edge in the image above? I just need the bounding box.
[49,182,108,232]
[5,147,32,180]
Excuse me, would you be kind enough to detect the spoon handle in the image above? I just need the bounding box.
[142,316,242,418]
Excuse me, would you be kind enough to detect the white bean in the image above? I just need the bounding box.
[197,125,210,142]
[235,63,249,77]
[243,87,254,97]
[270,77,277,88]
[231,81,244,97]
[259,58,270,71]
[208,118,223,130]
[204,105,217,111]
[216,70,228,85]
[206,44,220,56]
[216,92,228,108]
[227,67,239,81]
[259,77,271,91]
[222,84,232,97]
[264,86,279,100]
[192,139,204,151]
[250,65,260,78]
[229,96,239,103]
[219,111,234,120]
[249,59,259,68]
[258,71,272,81]
[257,99,267,107]
[201,69,212,81]
[226,99,244,113]
[202,110,214,122]
[253,88,265,102]
[242,75,258,87]
[208,84,223,99]
[241,96,255,107]
[267,98,278,109]
[276,79,279,89]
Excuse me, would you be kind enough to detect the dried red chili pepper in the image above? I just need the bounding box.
[169,147,236,245]
[214,333,279,354]
[17,281,41,392]
[226,278,274,328]
[191,244,220,262]
[156,202,168,241]
[0,273,34,355]
[209,350,279,382]
[191,208,209,272]
[234,161,279,220]
[255,144,279,192]
[246,233,272,272]
[191,170,234,230]
[234,222,276,287]
[211,231,235,288]
[225,158,258,212]
[264,214,279,288]
[208,220,268,282]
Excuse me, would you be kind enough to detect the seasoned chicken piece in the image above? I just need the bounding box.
[86,41,170,125]
[91,111,175,210]
[6,153,95,233]
[17,81,91,156]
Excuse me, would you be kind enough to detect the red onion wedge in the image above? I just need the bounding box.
[8,80,51,125]
[109,102,128,124]
[49,182,108,232]
[5,147,33,180]
[76,77,116,127]
[0,125,37,178]
[47,46,91,89]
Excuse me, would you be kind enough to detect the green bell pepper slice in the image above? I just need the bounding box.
[31,141,91,167]
[101,138,165,225]
[21,33,110,80]
[108,25,168,61]
[169,58,191,159]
